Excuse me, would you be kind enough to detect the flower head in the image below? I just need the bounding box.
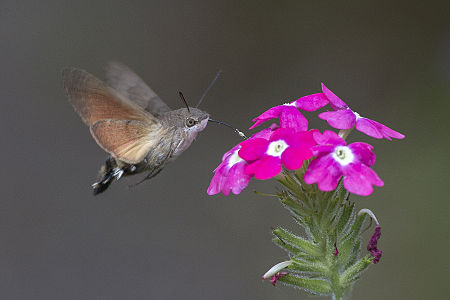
[318,84,405,140]
[239,128,316,180]
[207,126,276,195]
[304,130,384,196]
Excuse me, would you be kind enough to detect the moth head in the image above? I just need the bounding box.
[166,92,209,132]
[178,107,210,131]
[159,107,208,132]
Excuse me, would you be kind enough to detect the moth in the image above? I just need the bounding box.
[63,62,239,195]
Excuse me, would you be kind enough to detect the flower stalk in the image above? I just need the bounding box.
[267,165,375,299]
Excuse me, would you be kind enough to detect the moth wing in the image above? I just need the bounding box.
[90,119,163,164]
[105,62,171,116]
[63,68,156,126]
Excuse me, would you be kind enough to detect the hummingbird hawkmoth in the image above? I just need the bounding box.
[63,62,241,195]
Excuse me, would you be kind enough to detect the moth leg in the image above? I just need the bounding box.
[112,167,124,180]
[92,170,115,195]
[130,167,163,187]
[92,157,122,195]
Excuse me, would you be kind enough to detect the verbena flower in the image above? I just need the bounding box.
[206,84,403,298]
[207,127,276,195]
[239,128,316,180]
[318,84,405,140]
[304,130,384,196]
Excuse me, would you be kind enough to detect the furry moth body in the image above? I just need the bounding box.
[63,62,209,195]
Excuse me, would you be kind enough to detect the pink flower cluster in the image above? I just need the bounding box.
[207,84,404,196]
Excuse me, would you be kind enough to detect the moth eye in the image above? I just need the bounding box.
[186,118,196,127]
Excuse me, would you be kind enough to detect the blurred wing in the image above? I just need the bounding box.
[105,62,171,116]
[63,68,156,126]
[90,119,163,164]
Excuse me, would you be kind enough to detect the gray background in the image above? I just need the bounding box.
[0,0,448,299]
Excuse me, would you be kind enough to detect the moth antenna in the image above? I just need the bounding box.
[208,119,247,139]
[178,91,190,113]
[196,69,222,108]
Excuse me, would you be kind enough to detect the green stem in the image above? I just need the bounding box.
[269,165,373,299]
[329,264,349,300]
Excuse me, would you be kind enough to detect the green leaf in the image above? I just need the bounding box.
[278,275,331,295]
[273,227,320,256]
[335,202,354,237]
[337,214,367,267]
[272,237,302,256]
[289,258,329,275]
[344,238,361,270]
[340,256,372,286]
[279,193,310,217]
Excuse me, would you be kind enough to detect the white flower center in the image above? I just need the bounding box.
[283,102,296,107]
[332,146,354,166]
[266,140,289,157]
[228,150,243,168]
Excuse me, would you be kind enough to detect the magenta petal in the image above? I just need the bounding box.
[250,106,284,129]
[270,127,294,142]
[294,93,329,111]
[319,109,356,130]
[354,118,383,139]
[304,155,342,191]
[313,130,346,146]
[246,156,281,180]
[221,145,240,162]
[291,130,316,149]
[208,163,232,195]
[271,128,315,149]
[207,159,251,196]
[281,147,312,170]
[356,118,405,140]
[279,106,308,131]
[348,142,376,166]
[251,127,275,140]
[321,83,348,109]
[342,163,384,196]
[239,138,268,162]
[310,144,335,157]
[226,163,251,195]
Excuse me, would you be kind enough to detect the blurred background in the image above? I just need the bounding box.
[0,0,448,299]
